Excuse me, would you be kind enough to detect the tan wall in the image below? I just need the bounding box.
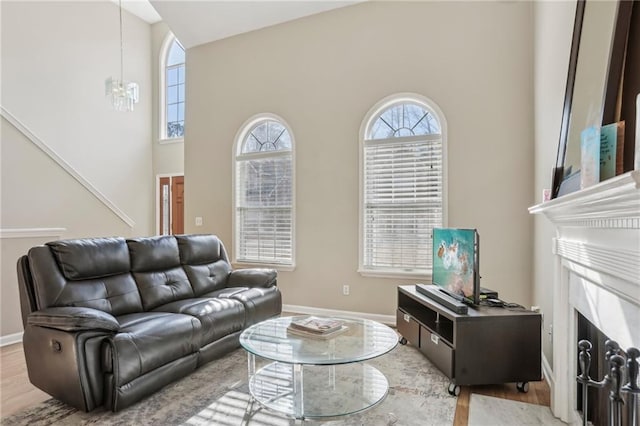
[532,1,578,371]
[185,1,535,316]
[0,1,153,338]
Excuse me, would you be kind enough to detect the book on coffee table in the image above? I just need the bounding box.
[287,324,349,340]
[288,316,344,334]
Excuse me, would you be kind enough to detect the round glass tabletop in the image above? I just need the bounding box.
[239,316,398,365]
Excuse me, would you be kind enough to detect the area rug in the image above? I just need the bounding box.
[2,343,456,426]
[467,394,565,426]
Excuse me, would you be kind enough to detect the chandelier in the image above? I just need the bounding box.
[105,0,139,112]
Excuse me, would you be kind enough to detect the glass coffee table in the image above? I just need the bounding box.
[239,316,398,420]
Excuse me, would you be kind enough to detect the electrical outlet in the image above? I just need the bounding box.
[195,217,203,226]
[342,285,350,296]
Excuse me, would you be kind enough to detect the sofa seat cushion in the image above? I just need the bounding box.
[228,286,282,326]
[107,312,201,386]
[153,298,245,347]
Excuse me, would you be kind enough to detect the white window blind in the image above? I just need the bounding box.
[235,118,294,266]
[362,101,443,274]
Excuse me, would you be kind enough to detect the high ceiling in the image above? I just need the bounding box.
[134,1,361,49]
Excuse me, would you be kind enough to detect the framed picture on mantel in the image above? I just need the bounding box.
[553,0,638,199]
[635,94,640,170]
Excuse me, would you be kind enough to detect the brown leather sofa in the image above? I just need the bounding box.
[16,234,281,412]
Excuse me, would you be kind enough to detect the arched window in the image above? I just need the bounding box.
[359,94,446,277]
[233,115,295,267]
[160,34,185,141]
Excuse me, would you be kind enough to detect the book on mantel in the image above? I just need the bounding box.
[599,121,625,181]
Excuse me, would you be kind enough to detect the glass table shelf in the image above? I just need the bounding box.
[239,316,398,420]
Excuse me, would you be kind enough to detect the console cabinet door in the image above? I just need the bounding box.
[396,309,420,346]
[419,327,453,379]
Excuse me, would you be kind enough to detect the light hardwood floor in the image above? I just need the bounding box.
[0,342,551,424]
[452,378,551,426]
[0,343,50,417]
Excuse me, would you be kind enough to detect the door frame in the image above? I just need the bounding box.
[155,173,184,235]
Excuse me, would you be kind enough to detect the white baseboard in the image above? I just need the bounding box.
[541,352,560,421]
[283,304,396,326]
[0,331,23,347]
[542,352,554,389]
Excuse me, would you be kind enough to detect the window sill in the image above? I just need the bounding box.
[358,268,431,281]
[232,262,296,272]
[159,137,184,145]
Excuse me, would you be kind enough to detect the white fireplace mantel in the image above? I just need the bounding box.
[530,170,640,226]
[530,170,640,424]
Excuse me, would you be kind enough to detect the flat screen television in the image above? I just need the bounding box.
[432,228,480,305]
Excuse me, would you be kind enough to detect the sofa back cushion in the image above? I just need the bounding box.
[176,234,231,296]
[128,236,194,310]
[28,239,143,315]
[48,238,130,280]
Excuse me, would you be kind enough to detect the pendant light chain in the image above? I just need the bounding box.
[105,0,139,111]
[119,0,124,83]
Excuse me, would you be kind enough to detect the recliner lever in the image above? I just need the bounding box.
[51,339,62,352]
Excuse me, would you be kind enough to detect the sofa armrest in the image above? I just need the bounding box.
[27,307,120,332]
[228,268,277,289]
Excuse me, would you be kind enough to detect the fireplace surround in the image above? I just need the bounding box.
[530,170,640,424]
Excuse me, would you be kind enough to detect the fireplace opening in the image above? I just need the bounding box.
[576,312,639,426]
[577,312,609,425]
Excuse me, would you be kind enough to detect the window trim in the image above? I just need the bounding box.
[232,113,296,270]
[358,93,448,278]
[159,33,185,144]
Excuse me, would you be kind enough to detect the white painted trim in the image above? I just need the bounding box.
[0,332,23,347]
[1,107,135,228]
[0,228,66,239]
[158,33,185,142]
[232,262,296,272]
[283,304,396,326]
[232,113,296,268]
[541,353,560,420]
[529,170,640,226]
[158,32,173,142]
[358,269,431,281]
[531,169,640,424]
[159,137,184,145]
[556,239,640,296]
[541,353,554,392]
[155,173,184,235]
[358,93,448,275]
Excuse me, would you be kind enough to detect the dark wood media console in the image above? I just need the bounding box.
[396,285,542,395]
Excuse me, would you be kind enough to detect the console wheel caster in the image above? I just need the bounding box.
[516,382,529,393]
[447,383,461,397]
[399,337,407,345]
